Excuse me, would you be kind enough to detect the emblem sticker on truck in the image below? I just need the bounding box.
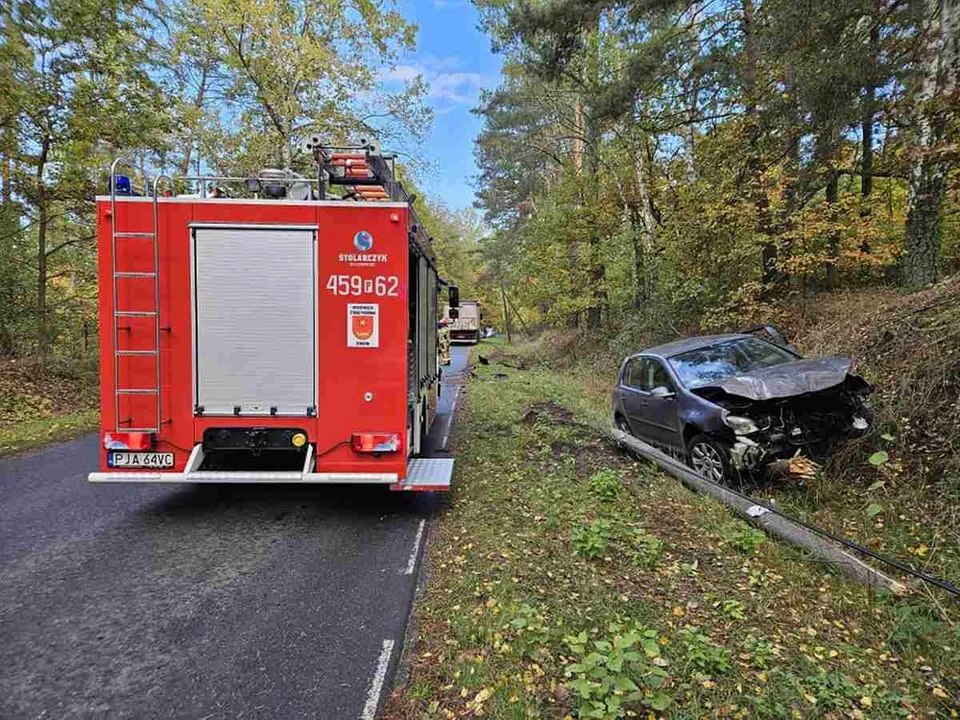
[347,303,380,348]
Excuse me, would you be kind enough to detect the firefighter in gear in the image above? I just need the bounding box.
[438,318,451,365]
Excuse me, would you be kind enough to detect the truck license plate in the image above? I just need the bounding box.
[108,452,174,469]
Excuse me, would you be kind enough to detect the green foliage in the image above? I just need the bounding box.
[2,0,433,363]
[626,528,663,570]
[472,0,955,335]
[563,625,671,719]
[741,634,779,670]
[677,626,732,676]
[588,469,622,501]
[571,518,612,560]
[718,599,745,621]
[880,596,959,655]
[721,522,767,554]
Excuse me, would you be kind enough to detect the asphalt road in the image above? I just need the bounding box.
[0,346,470,720]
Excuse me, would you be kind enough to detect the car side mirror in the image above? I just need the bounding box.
[448,285,459,308]
[448,308,459,319]
[650,386,675,399]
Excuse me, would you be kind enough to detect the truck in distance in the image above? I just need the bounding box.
[444,300,481,344]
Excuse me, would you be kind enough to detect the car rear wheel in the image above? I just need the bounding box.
[687,435,731,484]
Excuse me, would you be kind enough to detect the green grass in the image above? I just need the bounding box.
[384,353,960,720]
[0,358,99,457]
[0,408,100,457]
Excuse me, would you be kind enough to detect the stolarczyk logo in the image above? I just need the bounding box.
[353,231,374,252]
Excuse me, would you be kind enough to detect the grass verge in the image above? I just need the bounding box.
[384,341,958,719]
[0,358,99,456]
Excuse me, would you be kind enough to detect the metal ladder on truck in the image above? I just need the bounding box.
[109,159,173,434]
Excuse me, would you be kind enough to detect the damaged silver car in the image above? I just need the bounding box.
[612,333,872,483]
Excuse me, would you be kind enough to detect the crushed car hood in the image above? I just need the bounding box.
[691,358,862,402]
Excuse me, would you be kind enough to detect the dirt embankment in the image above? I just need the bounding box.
[0,358,99,455]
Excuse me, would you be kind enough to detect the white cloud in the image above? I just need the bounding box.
[385,56,494,108]
[428,71,488,104]
[388,65,422,82]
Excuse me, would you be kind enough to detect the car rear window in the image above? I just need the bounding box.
[668,338,796,389]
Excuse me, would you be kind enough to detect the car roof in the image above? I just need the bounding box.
[636,333,752,359]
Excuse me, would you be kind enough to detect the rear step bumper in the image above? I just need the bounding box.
[88,445,453,491]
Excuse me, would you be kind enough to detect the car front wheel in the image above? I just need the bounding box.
[687,434,731,484]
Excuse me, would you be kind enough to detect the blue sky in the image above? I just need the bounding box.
[388,1,502,209]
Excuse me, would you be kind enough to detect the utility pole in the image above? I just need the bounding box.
[505,292,530,334]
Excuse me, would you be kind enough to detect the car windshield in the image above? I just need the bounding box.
[668,338,796,389]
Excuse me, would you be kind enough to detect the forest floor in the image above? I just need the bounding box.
[0,358,98,457]
[384,284,960,718]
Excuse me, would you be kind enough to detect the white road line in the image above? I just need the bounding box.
[360,639,395,720]
[404,519,426,575]
[440,386,462,450]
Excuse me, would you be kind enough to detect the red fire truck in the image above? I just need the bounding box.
[88,141,455,491]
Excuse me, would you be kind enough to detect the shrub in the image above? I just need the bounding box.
[563,625,672,719]
[722,521,767,553]
[588,469,622,501]
[677,626,732,676]
[572,519,613,559]
[628,528,663,569]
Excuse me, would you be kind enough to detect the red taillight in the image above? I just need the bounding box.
[351,433,400,453]
[104,432,153,450]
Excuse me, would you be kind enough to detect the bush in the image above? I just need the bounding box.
[722,521,767,554]
[572,519,613,559]
[628,528,663,569]
[588,469,622,501]
[677,626,732,676]
[563,625,671,719]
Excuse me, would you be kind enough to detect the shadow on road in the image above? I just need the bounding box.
[138,481,441,521]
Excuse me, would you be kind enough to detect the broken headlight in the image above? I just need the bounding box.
[722,412,759,436]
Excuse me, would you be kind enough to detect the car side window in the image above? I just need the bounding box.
[624,357,650,391]
[649,360,674,392]
[622,358,643,389]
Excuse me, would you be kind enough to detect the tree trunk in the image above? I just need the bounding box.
[572,94,585,175]
[178,64,211,177]
[501,284,512,343]
[861,89,875,201]
[683,2,702,177]
[35,136,51,360]
[631,137,657,308]
[585,126,605,329]
[825,170,840,290]
[903,0,956,288]
[859,6,880,253]
[584,20,605,330]
[281,129,292,169]
[740,0,777,288]
[37,196,48,360]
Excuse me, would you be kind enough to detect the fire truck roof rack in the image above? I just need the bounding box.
[105,139,435,256]
[303,137,434,259]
